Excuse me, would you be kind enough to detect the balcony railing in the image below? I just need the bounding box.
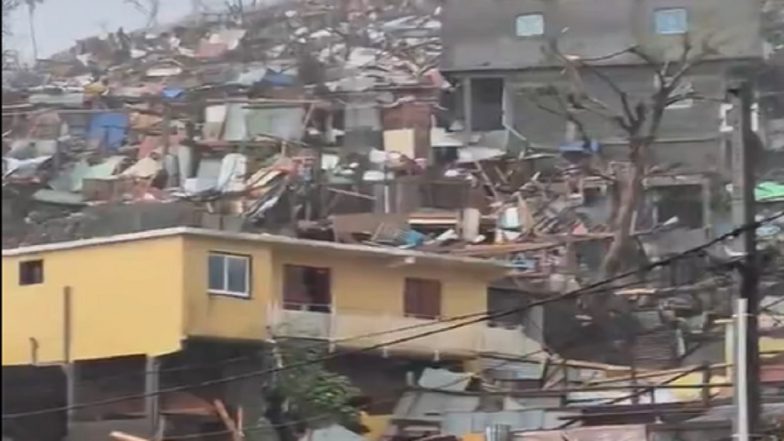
[267,302,541,358]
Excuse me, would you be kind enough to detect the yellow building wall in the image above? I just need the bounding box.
[3,232,499,366]
[2,237,186,366]
[272,247,491,318]
[182,236,274,341]
[180,238,494,342]
[361,413,391,441]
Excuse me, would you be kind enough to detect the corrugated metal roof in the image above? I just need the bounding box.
[687,402,784,423]
[568,388,679,406]
[640,228,707,258]
[762,363,784,383]
[418,368,472,391]
[310,424,365,441]
[479,357,544,381]
[634,328,678,370]
[392,391,479,422]
[442,409,577,435]
[514,425,647,441]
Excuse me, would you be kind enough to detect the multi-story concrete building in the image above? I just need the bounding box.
[441,0,766,174]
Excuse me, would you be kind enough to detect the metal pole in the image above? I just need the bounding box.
[736,298,749,441]
[730,81,761,440]
[462,77,473,147]
[145,356,161,437]
[62,286,75,434]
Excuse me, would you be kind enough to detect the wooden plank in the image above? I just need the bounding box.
[214,399,242,441]
[450,242,560,256]
[110,432,151,441]
[589,363,730,385]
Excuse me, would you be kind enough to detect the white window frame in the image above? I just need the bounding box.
[208,252,251,298]
[719,102,760,133]
[515,13,544,38]
[719,103,734,133]
[654,8,688,35]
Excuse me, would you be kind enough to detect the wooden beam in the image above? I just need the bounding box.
[214,399,243,441]
[589,363,730,385]
[110,432,151,441]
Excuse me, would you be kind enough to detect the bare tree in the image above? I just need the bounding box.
[24,0,43,61]
[763,0,784,48]
[125,0,160,29]
[532,36,715,278]
[2,0,19,69]
[2,0,18,36]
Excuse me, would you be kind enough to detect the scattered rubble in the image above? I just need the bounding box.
[2,1,784,440]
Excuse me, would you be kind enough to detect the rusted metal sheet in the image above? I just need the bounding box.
[515,424,647,441]
[761,363,784,383]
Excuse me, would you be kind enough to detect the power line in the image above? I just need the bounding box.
[8,277,654,398]
[2,277,663,420]
[27,281,658,440]
[3,211,781,420]
[161,302,704,440]
[71,199,783,394]
[4,213,778,420]
[45,278,655,385]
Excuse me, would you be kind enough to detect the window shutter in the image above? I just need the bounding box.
[404,279,420,317]
[404,279,442,319]
[420,280,442,319]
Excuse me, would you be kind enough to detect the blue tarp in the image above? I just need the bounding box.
[559,140,600,154]
[262,70,297,87]
[402,230,427,247]
[87,112,129,151]
[162,87,185,100]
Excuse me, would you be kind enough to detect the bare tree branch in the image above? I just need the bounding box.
[536,32,714,280]
[124,0,160,28]
[522,86,592,146]
[581,65,635,129]
[546,39,639,132]
[551,88,593,146]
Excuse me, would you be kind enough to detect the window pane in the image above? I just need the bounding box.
[19,260,44,286]
[516,14,544,37]
[208,255,225,291]
[227,257,248,295]
[655,9,687,35]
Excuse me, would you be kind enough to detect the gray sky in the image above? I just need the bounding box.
[6,0,223,61]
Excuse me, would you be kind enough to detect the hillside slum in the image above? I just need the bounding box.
[2,0,784,440]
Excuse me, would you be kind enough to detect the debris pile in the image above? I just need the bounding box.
[2,0,783,335]
[2,1,784,440]
[2,0,782,311]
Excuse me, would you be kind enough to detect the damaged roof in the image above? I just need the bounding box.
[0,226,509,271]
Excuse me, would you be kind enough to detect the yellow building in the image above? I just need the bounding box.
[2,227,540,366]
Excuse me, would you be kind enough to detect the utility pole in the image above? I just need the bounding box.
[730,81,761,440]
[62,286,75,436]
[736,298,750,441]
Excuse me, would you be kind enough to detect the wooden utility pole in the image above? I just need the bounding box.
[730,81,761,441]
